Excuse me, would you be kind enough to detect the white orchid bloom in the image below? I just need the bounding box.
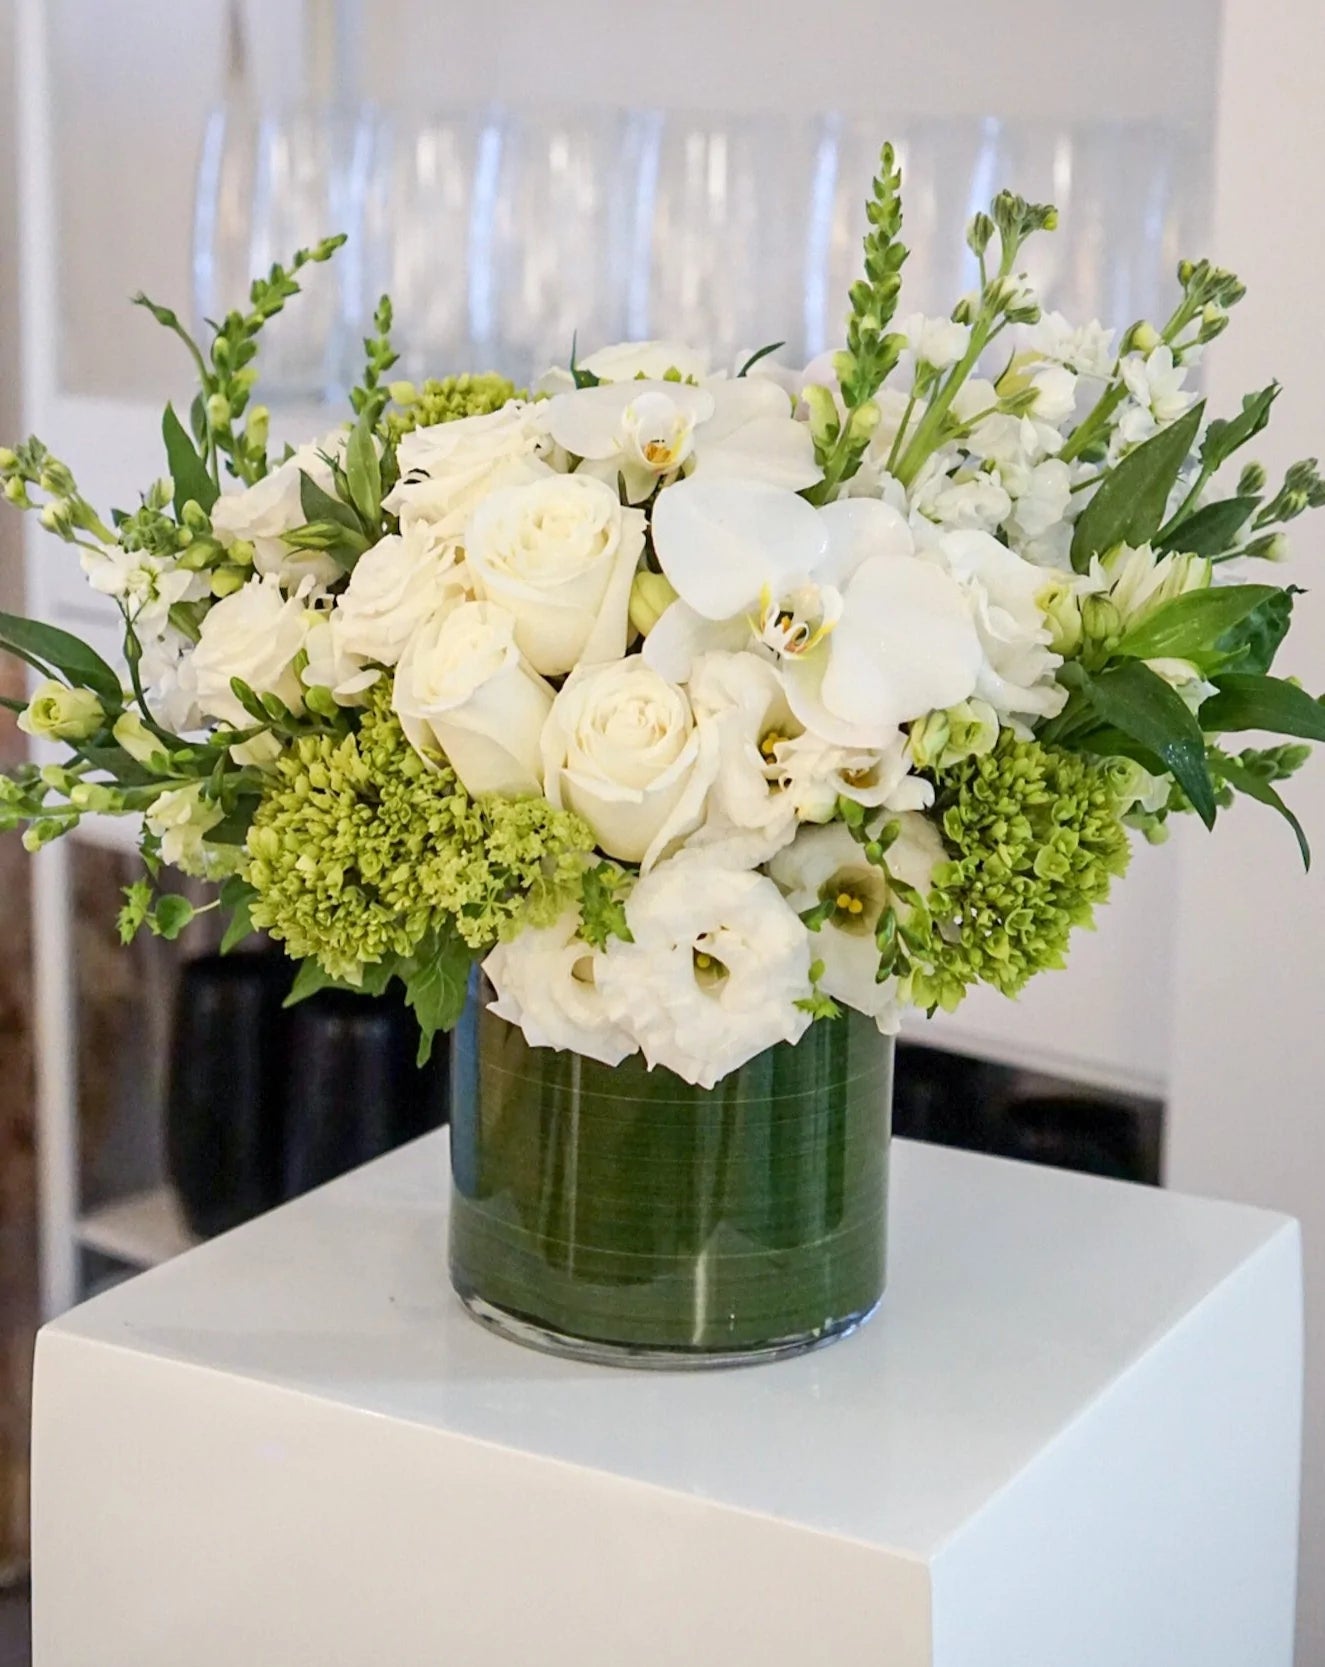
[543,377,820,504]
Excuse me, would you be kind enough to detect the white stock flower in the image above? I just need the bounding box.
[188,572,310,728]
[541,658,714,869]
[543,377,820,503]
[935,529,1067,728]
[648,480,984,747]
[1005,458,1072,544]
[146,783,225,877]
[910,462,1013,533]
[466,474,645,675]
[685,651,800,864]
[393,601,552,797]
[79,545,208,642]
[383,403,552,536]
[902,312,971,371]
[1026,364,1078,425]
[769,814,946,1032]
[335,518,468,667]
[484,911,637,1066]
[1027,312,1115,379]
[597,856,812,1087]
[209,430,348,589]
[300,617,380,706]
[1117,346,1194,447]
[771,730,933,822]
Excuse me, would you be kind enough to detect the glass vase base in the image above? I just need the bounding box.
[455,1284,882,1371]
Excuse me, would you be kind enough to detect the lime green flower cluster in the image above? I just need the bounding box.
[243,690,593,984]
[380,373,523,446]
[907,734,1132,1011]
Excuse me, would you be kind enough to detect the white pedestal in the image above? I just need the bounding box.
[31,1135,1302,1667]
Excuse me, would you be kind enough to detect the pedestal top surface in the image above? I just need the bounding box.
[48,1133,1291,1557]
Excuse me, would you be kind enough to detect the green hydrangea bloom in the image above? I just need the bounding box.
[243,690,593,984]
[381,373,523,446]
[906,734,1132,1011]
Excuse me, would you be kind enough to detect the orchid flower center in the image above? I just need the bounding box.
[753,582,842,658]
[620,395,697,477]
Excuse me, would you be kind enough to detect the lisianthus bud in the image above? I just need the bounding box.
[1245,531,1289,562]
[1037,575,1084,657]
[1237,462,1267,496]
[211,567,247,598]
[113,710,167,767]
[628,570,679,638]
[18,679,104,742]
[909,699,999,772]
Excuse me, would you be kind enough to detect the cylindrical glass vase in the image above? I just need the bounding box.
[448,990,893,1368]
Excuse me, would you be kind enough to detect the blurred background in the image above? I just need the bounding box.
[1,0,1323,1662]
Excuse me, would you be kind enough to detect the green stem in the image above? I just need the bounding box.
[893,319,1008,487]
[885,389,920,474]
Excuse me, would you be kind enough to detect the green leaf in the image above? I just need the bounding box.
[1199,673,1325,742]
[345,411,382,530]
[1080,726,1170,775]
[162,402,218,515]
[151,894,197,941]
[298,470,365,536]
[1080,660,1216,827]
[1200,383,1279,473]
[1213,752,1310,869]
[1115,584,1282,660]
[208,796,260,846]
[117,879,154,944]
[284,958,342,1007]
[1154,495,1260,557]
[0,611,122,705]
[228,677,274,727]
[1213,585,1299,677]
[219,876,259,954]
[401,927,473,1065]
[1070,402,1205,572]
[737,341,786,377]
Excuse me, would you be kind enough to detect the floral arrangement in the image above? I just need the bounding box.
[3,147,1322,1088]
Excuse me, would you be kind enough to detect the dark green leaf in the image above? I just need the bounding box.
[299,470,365,536]
[1080,660,1216,827]
[0,612,122,705]
[189,394,209,449]
[284,959,344,1007]
[1115,584,1281,660]
[228,677,273,727]
[162,402,219,515]
[1213,752,1310,869]
[208,796,260,846]
[1079,726,1170,775]
[1213,585,1299,677]
[345,411,382,530]
[1199,673,1325,742]
[1071,401,1205,572]
[1200,383,1279,473]
[152,894,197,941]
[73,745,160,786]
[219,876,259,954]
[402,927,473,1065]
[737,341,786,377]
[1154,495,1260,557]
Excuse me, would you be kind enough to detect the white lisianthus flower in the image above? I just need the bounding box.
[187,572,311,728]
[1027,312,1115,379]
[335,518,468,668]
[597,856,812,1088]
[209,429,348,589]
[543,377,820,504]
[769,814,946,1033]
[79,545,209,642]
[685,651,801,864]
[300,617,380,707]
[934,529,1068,729]
[484,911,637,1066]
[1093,542,1212,626]
[902,312,971,371]
[771,730,933,822]
[383,403,553,537]
[1117,346,1194,447]
[145,783,225,877]
[466,474,645,675]
[393,601,553,797]
[541,658,715,869]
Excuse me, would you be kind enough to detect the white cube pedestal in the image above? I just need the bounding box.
[32,1135,1302,1666]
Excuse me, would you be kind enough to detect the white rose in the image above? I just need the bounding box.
[541,659,715,869]
[466,474,645,676]
[769,814,946,1032]
[209,428,347,589]
[383,403,552,537]
[335,518,469,668]
[393,601,553,798]
[596,855,812,1088]
[187,573,310,728]
[483,912,637,1066]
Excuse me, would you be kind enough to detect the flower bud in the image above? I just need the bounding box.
[1245,531,1289,562]
[23,821,66,852]
[181,499,211,533]
[17,679,104,742]
[206,393,232,428]
[0,446,18,470]
[39,499,73,535]
[1237,462,1267,496]
[909,701,998,772]
[628,570,679,637]
[908,711,951,771]
[246,405,270,451]
[211,566,247,599]
[1037,575,1084,657]
[1126,321,1161,355]
[39,764,78,791]
[228,538,255,568]
[801,383,839,448]
[4,476,30,506]
[1081,594,1124,655]
[69,782,122,814]
[846,399,881,444]
[113,710,168,767]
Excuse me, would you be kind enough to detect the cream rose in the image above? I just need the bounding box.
[541,659,715,869]
[392,601,552,797]
[187,573,310,728]
[465,474,645,675]
[383,402,552,538]
[335,518,468,668]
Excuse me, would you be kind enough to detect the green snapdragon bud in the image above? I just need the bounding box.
[206,393,232,428]
[802,383,840,450]
[4,476,30,506]
[17,679,104,742]
[39,499,74,535]
[246,405,270,452]
[181,499,211,534]
[0,446,18,470]
[1125,321,1161,355]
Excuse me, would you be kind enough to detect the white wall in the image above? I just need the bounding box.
[1165,4,1325,1661]
[0,0,21,614]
